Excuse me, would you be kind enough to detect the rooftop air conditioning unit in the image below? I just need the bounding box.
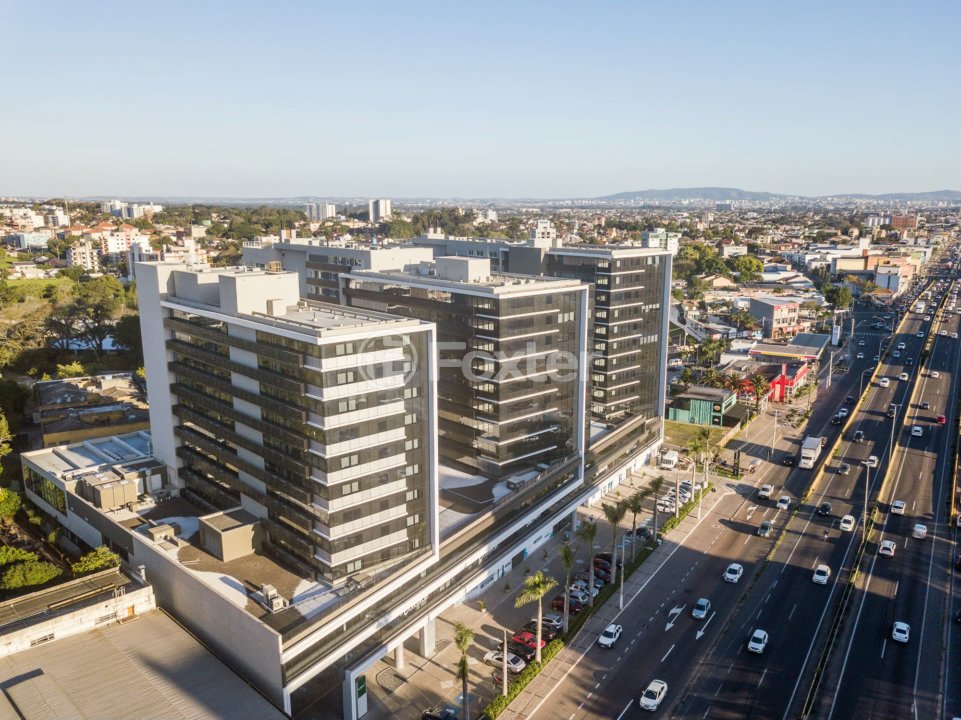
[262,584,285,612]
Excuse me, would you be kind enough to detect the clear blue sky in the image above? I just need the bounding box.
[2,0,958,199]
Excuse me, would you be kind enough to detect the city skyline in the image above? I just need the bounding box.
[2,1,959,198]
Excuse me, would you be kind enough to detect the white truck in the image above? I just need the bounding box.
[916,301,926,314]
[799,436,823,469]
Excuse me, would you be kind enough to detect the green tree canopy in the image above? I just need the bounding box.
[726,254,764,281]
[56,361,86,378]
[0,560,62,590]
[72,546,121,576]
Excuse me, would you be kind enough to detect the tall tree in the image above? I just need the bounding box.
[514,571,557,664]
[559,544,577,633]
[750,374,771,411]
[625,491,646,560]
[71,276,124,358]
[453,622,474,720]
[601,501,627,554]
[678,366,696,390]
[576,522,598,607]
[649,476,665,540]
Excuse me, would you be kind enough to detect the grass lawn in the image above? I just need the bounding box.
[664,421,729,450]
[6,276,72,288]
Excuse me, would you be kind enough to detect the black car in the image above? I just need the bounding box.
[853,430,865,442]
[846,396,856,405]
[521,620,558,642]
[423,708,456,720]
[783,453,796,466]
[831,415,842,426]
[922,401,930,409]
[906,358,915,366]
[818,502,832,516]
[504,641,536,662]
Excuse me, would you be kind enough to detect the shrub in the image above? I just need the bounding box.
[483,639,565,718]
[0,547,36,566]
[72,546,121,576]
[0,560,61,590]
[0,489,21,519]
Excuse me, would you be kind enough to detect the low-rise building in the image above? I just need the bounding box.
[749,297,802,339]
[667,386,737,426]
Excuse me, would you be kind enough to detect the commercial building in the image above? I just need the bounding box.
[10,232,50,250]
[411,231,673,429]
[368,198,391,223]
[340,256,589,481]
[749,296,802,339]
[667,386,737,426]
[640,228,681,254]
[242,236,433,301]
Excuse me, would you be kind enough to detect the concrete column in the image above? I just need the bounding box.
[394,642,405,670]
[343,676,358,720]
[419,619,436,657]
[570,508,580,533]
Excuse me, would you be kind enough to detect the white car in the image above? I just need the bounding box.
[540,614,563,629]
[953,333,958,339]
[900,373,910,381]
[640,680,668,711]
[880,378,890,388]
[840,514,856,531]
[724,563,744,583]
[932,371,940,378]
[892,622,910,643]
[918,331,925,338]
[857,352,864,359]
[758,484,773,499]
[838,408,849,417]
[898,342,906,350]
[924,316,931,321]
[598,623,622,648]
[893,351,901,358]
[865,455,879,467]
[813,564,831,584]
[891,500,906,514]
[879,539,897,557]
[484,650,526,673]
[941,330,948,336]
[747,629,769,654]
[912,426,923,437]
[692,598,711,619]
[777,495,791,510]
[568,589,590,604]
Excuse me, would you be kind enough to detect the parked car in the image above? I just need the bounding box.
[539,613,563,629]
[521,621,558,642]
[551,596,584,615]
[422,707,456,720]
[511,632,546,649]
[595,553,622,569]
[483,650,525,674]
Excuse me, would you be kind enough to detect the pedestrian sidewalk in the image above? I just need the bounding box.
[498,484,733,720]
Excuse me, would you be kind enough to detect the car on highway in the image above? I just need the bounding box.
[898,342,906,349]
[865,455,879,467]
[783,453,796,466]
[874,354,880,361]
[758,520,772,537]
[813,565,831,584]
[692,598,711,619]
[913,524,928,539]
[938,414,947,424]
[838,462,851,475]
[747,629,769,654]
[831,415,842,426]
[758,484,773,499]
[922,401,930,409]
[900,373,910,381]
[953,333,959,339]
[892,622,911,643]
[941,330,948,336]
[858,339,865,346]
[818,502,832,516]
[924,315,931,321]
[724,563,744,583]
[640,680,667,711]
[484,650,526,673]
[840,515,856,531]
[846,395,856,404]
[892,499,906,514]
[918,331,925,338]
[932,371,941,378]
[906,357,915,365]
[598,623,622,648]
[777,495,791,510]
[838,408,849,417]
[853,430,865,442]
[893,350,900,358]
[857,352,864,359]
[879,378,890,387]
[912,426,923,436]
[879,539,897,557]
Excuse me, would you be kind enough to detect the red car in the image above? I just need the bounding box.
[593,567,612,583]
[552,596,584,615]
[511,631,546,649]
[938,415,947,424]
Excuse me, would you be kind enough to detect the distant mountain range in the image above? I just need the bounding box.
[595,187,961,202]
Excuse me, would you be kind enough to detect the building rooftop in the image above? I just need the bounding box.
[0,608,284,719]
[749,333,831,360]
[676,386,735,402]
[255,300,426,337]
[35,373,144,409]
[25,432,161,481]
[349,261,584,295]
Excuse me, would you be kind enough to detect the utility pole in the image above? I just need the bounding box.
[618,531,625,610]
[863,464,871,549]
[768,409,778,460]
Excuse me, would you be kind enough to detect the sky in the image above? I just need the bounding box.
[1,0,959,199]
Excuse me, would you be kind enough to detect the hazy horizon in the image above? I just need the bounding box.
[2,0,959,198]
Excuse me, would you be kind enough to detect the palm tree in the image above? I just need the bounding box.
[625,491,646,559]
[453,622,474,720]
[678,366,696,390]
[649,476,665,540]
[750,374,771,412]
[601,501,628,554]
[723,370,743,392]
[558,544,577,633]
[576,522,598,607]
[702,368,722,388]
[514,571,558,663]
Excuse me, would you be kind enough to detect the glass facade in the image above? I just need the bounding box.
[344,277,583,480]
[166,308,433,585]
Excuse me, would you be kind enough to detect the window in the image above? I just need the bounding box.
[340,455,359,469]
[346,559,362,574]
[336,371,356,385]
[335,343,354,356]
[405,439,420,451]
[341,481,360,496]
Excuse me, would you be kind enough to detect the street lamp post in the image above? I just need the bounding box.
[859,367,877,397]
[863,463,870,549]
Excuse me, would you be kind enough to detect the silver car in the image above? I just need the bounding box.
[692,598,711,619]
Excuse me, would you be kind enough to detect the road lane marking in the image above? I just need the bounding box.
[662,644,675,662]
[881,639,887,658]
[594,683,600,689]
[759,668,768,688]
[895,581,899,596]
[715,683,723,696]
[616,700,632,720]
[586,693,592,699]
[789,603,797,620]
[703,706,712,718]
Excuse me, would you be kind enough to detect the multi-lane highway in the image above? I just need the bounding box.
[522,308,920,720]
[670,294,934,720]
[817,278,961,720]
